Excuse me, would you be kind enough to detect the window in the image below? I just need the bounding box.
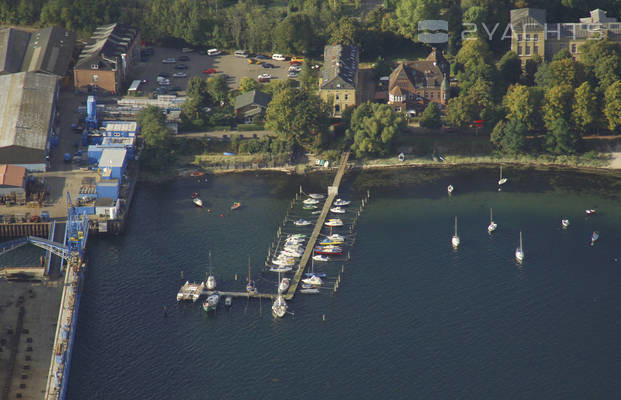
[344,94,349,100]
[395,106,401,112]
[534,45,539,54]
[525,46,531,55]
[335,94,339,100]
[534,33,539,41]
[430,92,434,99]
[424,92,428,98]
[525,34,530,41]
[91,64,99,70]
[92,74,98,82]
[571,44,577,53]
[334,104,340,113]
[517,46,522,55]
[518,34,522,41]
[610,24,620,30]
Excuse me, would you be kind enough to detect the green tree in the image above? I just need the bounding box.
[328,16,360,46]
[239,77,258,93]
[490,118,527,155]
[534,62,554,89]
[181,77,212,128]
[136,106,175,170]
[522,55,542,86]
[572,81,600,135]
[545,117,579,155]
[580,40,621,90]
[207,75,229,104]
[346,102,406,158]
[604,81,621,133]
[462,6,488,39]
[502,84,543,131]
[272,14,316,55]
[454,38,498,94]
[265,88,329,149]
[420,102,443,129]
[552,48,572,61]
[394,0,442,42]
[373,56,393,78]
[542,85,574,129]
[498,51,522,87]
[549,57,586,88]
[298,62,317,91]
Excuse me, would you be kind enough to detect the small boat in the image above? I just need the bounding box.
[294,219,312,226]
[324,218,343,227]
[561,219,570,228]
[314,246,343,256]
[451,216,460,249]
[334,199,351,206]
[311,210,321,215]
[206,251,216,290]
[224,296,232,307]
[246,257,257,294]
[330,207,346,214]
[585,209,596,216]
[269,266,293,273]
[312,254,329,262]
[190,171,205,177]
[302,275,323,286]
[304,272,327,278]
[488,208,497,234]
[319,238,343,246]
[193,197,204,207]
[278,277,290,294]
[299,288,320,294]
[590,231,599,246]
[202,294,219,312]
[288,234,307,239]
[272,257,295,266]
[309,193,325,199]
[498,166,508,185]
[303,198,319,205]
[302,205,318,210]
[515,231,524,262]
[231,202,241,210]
[280,250,302,258]
[272,295,288,318]
[327,234,344,241]
[447,185,454,195]
[191,192,199,199]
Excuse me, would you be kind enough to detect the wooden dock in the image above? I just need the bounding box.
[284,152,350,300]
[201,290,276,300]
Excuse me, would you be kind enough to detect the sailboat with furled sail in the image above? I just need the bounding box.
[246,256,257,294]
[451,216,460,249]
[206,251,216,290]
[515,231,524,262]
[488,208,497,234]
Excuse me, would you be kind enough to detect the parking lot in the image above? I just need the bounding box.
[127,46,299,96]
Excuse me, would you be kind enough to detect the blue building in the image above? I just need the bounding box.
[88,137,134,164]
[98,148,127,180]
[102,121,138,137]
[96,179,119,200]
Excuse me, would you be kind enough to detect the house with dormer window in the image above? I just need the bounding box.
[318,45,360,117]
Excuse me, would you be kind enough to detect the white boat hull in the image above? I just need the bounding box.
[452,235,460,248]
[488,222,497,233]
[193,198,203,207]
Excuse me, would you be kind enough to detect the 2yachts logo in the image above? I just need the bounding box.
[417,20,449,43]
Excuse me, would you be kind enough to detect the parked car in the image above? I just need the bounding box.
[161,57,176,63]
[255,54,269,60]
[182,47,195,53]
[173,72,187,78]
[158,72,171,78]
[159,79,171,86]
[258,73,272,82]
[234,50,249,57]
[203,68,217,74]
[248,58,256,64]
[272,53,286,61]
[207,48,221,56]
[288,65,302,72]
[177,55,190,61]
[262,63,275,68]
[289,60,302,66]
[288,71,299,78]
[175,64,188,69]
[311,64,321,70]
[291,56,304,63]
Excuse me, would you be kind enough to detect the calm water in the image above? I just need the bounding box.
[63,166,621,399]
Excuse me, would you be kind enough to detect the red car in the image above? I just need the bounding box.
[202,68,217,74]
[289,61,302,66]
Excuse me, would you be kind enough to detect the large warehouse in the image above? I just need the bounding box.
[0,72,58,171]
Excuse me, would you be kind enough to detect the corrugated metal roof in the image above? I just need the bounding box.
[0,72,56,150]
[20,26,75,76]
[75,24,138,70]
[0,27,31,74]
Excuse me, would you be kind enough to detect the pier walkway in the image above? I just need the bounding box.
[284,152,350,300]
[201,290,276,300]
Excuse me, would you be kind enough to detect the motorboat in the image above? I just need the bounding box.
[302,275,323,286]
[278,277,291,294]
[231,202,241,210]
[272,295,288,318]
[488,208,497,234]
[319,238,343,246]
[324,219,343,227]
[334,199,351,206]
[294,219,312,226]
[269,265,293,273]
[299,288,320,294]
[288,234,307,239]
[585,209,596,216]
[327,234,344,242]
[314,246,343,256]
[447,185,454,195]
[561,219,570,228]
[272,257,296,266]
[498,166,508,185]
[193,197,204,207]
[303,198,320,205]
[313,254,329,262]
[190,171,205,177]
[590,231,599,246]
[202,294,219,312]
[515,231,524,262]
[302,205,318,210]
[330,207,346,214]
[451,216,460,249]
[309,193,325,199]
[312,210,322,215]
[304,272,327,278]
[280,249,302,258]
[224,296,232,307]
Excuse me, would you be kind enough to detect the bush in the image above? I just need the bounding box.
[237,124,265,131]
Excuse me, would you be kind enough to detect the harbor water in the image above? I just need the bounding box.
[64,166,621,399]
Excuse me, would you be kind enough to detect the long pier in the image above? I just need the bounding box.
[284,152,350,300]
[201,290,276,300]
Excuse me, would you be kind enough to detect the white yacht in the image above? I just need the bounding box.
[447,185,454,195]
[309,193,325,199]
[206,251,216,290]
[294,219,312,226]
[303,198,320,205]
[488,208,497,233]
[334,199,351,206]
[330,207,346,214]
[193,197,204,207]
[561,219,570,228]
[278,277,290,294]
[325,218,343,227]
[313,254,329,262]
[272,295,288,318]
[452,216,460,248]
[302,275,323,286]
[498,166,508,185]
[515,231,524,262]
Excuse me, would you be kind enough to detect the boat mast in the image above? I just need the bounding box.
[490,208,493,223]
[454,216,458,236]
[209,251,212,276]
[519,231,523,251]
[500,166,503,180]
[248,256,251,282]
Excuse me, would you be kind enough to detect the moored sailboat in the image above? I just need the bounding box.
[246,257,257,294]
[202,294,219,312]
[515,230,524,262]
[488,208,497,233]
[206,251,216,290]
[451,216,460,249]
[272,295,288,318]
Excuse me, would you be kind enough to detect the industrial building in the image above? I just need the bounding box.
[0,164,26,195]
[74,24,141,94]
[0,26,75,77]
[0,72,59,171]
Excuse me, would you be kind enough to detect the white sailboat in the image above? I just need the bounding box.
[206,251,216,290]
[447,185,454,195]
[451,216,460,249]
[561,219,570,228]
[246,257,257,294]
[193,197,204,207]
[498,166,508,185]
[515,230,524,262]
[488,208,497,233]
[272,295,288,318]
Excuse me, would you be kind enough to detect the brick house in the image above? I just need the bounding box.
[74,24,141,94]
[387,48,450,118]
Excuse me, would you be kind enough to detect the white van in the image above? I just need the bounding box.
[234,50,248,58]
[207,48,221,56]
[272,53,286,61]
